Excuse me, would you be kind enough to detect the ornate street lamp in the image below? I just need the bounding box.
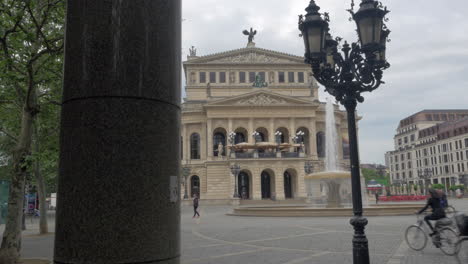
[230,164,241,198]
[182,166,191,199]
[304,160,314,174]
[299,1,390,263]
[252,131,261,143]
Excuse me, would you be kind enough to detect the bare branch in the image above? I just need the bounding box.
[0,126,18,143]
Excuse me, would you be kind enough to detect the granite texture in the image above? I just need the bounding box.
[54,0,181,263]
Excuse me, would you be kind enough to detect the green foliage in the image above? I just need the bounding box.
[0,0,65,192]
[449,185,466,191]
[362,168,390,186]
[431,184,445,190]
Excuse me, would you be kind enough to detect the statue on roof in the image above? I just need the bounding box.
[243,27,257,44]
[189,46,197,56]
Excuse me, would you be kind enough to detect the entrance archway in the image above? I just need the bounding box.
[238,171,250,199]
[284,171,293,199]
[261,170,272,199]
[190,175,200,198]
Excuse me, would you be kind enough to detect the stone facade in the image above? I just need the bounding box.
[181,43,351,203]
[385,110,468,193]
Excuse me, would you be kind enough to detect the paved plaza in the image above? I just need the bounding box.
[1,199,467,264]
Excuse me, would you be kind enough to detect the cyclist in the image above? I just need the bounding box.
[417,189,446,237]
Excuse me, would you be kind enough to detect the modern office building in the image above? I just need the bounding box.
[385,110,468,193]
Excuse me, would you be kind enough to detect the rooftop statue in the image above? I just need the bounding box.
[243,27,257,44]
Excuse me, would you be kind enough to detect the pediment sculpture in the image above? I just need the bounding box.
[236,94,287,105]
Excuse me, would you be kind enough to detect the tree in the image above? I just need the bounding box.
[0,1,64,262]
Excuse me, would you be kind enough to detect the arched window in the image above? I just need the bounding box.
[213,132,226,156]
[317,132,325,158]
[190,133,200,159]
[235,133,246,144]
[190,176,200,198]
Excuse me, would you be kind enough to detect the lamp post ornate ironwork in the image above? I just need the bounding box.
[418,168,433,194]
[182,166,191,199]
[299,1,390,263]
[230,164,241,198]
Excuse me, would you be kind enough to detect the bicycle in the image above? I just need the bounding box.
[405,214,460,256]
[445,205,457,218]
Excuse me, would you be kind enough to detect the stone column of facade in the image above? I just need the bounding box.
[275,168,286,200]
[251,168,262,200]
[54,1,181,264]
[297,170,307,198]
[248,118,254,143]
[309,118,318,159]
[289,118,296,152]
[207,119,213,160]
[227,118,233,159]
[182,124,187,161]
[201,121,207,160]
[269,118,275,144]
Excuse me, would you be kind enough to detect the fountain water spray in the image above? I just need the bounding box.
[325,98,339,171]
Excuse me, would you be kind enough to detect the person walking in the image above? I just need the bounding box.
[375,192,379,204]
[193,194,200,218]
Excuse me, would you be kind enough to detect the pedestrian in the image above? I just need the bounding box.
[193,194,200,218]
[375,192,379,204]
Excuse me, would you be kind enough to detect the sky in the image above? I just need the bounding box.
[181,0,468,165]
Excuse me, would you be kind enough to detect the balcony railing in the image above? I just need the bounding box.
[232,151,302,159]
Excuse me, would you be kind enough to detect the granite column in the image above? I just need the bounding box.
[54,1,181,263]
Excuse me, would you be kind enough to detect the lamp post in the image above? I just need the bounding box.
[418,168,432,195]
[230,164,241,198]
[182,166,191,199]
[228,131,236,158]
[299,1,390,263]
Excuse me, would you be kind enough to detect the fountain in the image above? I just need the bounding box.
[230,99,422,217]
[305,98,353,208]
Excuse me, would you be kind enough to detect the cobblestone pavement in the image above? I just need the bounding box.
[1,199,467,264]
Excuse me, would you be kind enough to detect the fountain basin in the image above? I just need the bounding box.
[229,204,423,217]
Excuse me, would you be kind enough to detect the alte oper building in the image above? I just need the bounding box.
[181,38,351,204]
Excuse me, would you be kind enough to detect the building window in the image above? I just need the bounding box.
[407,152,411,159]
[395,156,399,162]
[190,133,200,160]
[239,72,246,83]
[401,154,405,161]
[249,72,256,83]
[190,176,200,198]
[213,132,226,157]
[317,132,325,158]
[288,72,295,83]
[404,137,408,143]
[395,164,399,170]
[398,138,402,145]
[408,161,412,169]
[465,138,468,148]
[410,134,415,141]
[209,72,216,83]
[259,72,266,82]
[279,72,285,83]
[219,72,226,83]
[298,72,305,83]
[199,72,206,83]
[409,171,413,178]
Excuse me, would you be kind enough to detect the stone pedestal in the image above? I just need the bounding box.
[276,151,282,158]
[54,1,181,264]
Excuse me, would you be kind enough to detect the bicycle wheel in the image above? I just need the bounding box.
[405,225,427,251]
[457,238,468,264]
[446,206,456,218]
[439,227,459,256]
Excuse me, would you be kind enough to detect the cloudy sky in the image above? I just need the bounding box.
[181,0,468,165]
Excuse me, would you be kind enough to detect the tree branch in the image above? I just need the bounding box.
[0,126,18,143]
